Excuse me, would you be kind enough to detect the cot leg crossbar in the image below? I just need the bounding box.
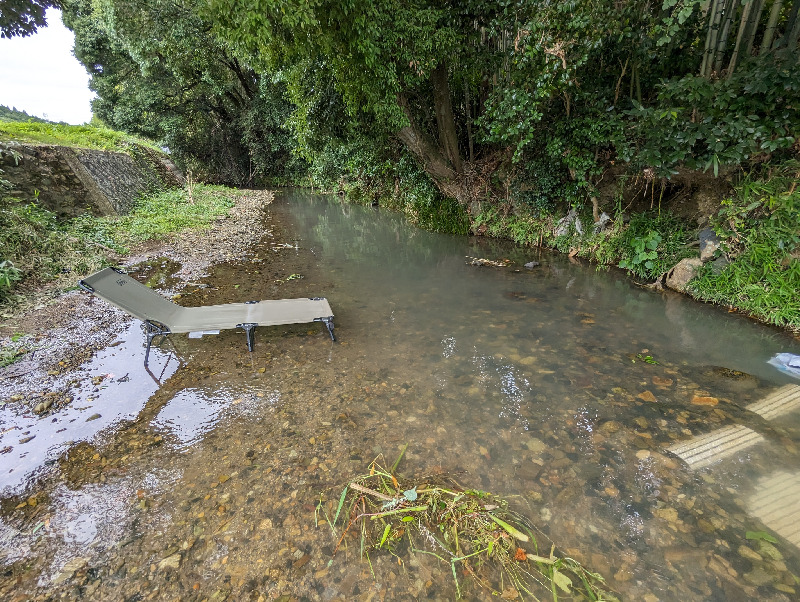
[238,322,257,352]
[236,317,336,352]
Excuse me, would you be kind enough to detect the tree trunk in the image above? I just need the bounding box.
[396,94,458,183]
[431,63,463,174]
[780,0,800,53]
[744,0,766,55]
[728,0,756,75]
[761,0,784,54]
[464,83,474,162]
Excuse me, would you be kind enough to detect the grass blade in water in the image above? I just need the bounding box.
[489,514,529,542]
[333,486,348,527]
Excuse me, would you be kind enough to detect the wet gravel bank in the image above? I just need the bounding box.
[0,190,274,414]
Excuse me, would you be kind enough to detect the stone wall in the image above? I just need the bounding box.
[0,141,184,217]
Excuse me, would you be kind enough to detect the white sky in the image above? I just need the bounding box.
[0,8,95,124]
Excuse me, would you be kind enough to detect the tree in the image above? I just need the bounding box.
[207,0,508,206]
[0,0,61,38]
[62,0,302,184]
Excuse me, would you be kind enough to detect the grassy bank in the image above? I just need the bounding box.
[0,184,241,308]
[689,163,800,331]
[0,120,159,152]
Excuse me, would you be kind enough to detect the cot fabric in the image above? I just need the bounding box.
[79,267,335,365]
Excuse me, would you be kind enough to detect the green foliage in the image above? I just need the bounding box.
[618,230,662,275]
[0,200,108,300]
[306,137,470,235]
[0,260,23,302]
[62,0,301,186]
[0,120,157,152]
[620,56,800,176]
[0,0,59,38]
[691,162,800,331]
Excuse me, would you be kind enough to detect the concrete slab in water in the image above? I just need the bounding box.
[746,385,800,420]
[667,385,800,470]
[667,424,765,469]
[748,471,800,548]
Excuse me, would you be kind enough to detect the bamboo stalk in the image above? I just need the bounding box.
[701,0,725,76]
[728,0,756,75]
[760,0,784,54]
[713,0,737,73]
[744,0,767,56]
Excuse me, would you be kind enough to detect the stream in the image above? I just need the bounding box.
[2,189,800,601]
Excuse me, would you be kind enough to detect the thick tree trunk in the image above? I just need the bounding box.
[431,63,463,174]
[396,94,458,183]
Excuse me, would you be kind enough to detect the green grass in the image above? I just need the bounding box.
[690,161,800,332]
[0,120,159,152]
[0,184,242,306]
[102,185,236,245]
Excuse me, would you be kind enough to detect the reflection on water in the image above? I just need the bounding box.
[280,189,800,599]
[153,390,229,451]
[2,189,800,601]
[0,324,177,493]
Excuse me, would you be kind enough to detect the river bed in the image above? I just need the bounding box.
[2,189,800,601]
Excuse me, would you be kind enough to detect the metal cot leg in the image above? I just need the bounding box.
[238,323,257,351]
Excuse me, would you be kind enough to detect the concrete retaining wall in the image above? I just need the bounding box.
[0,141,184,217]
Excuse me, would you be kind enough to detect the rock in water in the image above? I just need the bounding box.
[666,258,703,292]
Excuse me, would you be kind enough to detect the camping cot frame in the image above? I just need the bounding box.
[79,267,335,366]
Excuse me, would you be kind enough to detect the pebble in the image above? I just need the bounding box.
[157,553,181,571]
[737,545,762,563]
[525,438,546,453]
[743,567,776,587]
[691,395,719,406]
[34,398,53,414]
[757,540,783,561]
[52,557,89,584]
[637,391,657,402]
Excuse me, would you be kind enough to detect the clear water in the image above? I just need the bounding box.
[2,189,800,601]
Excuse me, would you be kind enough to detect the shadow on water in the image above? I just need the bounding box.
[2,188,800,600]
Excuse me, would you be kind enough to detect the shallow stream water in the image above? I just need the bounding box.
[2,189,800,601]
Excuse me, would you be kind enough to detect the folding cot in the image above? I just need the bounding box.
[79,267,335,365]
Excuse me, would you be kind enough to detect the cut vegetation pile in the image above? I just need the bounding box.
[319,449,618,601]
